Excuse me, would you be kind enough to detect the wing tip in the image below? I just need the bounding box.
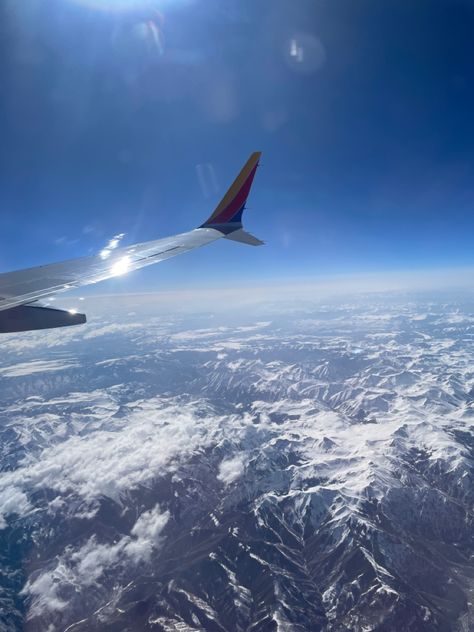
[201,151,262,228]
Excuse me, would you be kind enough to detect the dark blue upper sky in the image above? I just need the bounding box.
[1,0,474,291]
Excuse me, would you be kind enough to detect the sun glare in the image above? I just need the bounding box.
[68,0,157,12]
[110,256,131,277]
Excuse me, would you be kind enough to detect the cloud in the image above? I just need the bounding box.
[218,454,245,485]
[0,359,79,378]
[22,504,169,617]
[0,398,251,528]
[0,487,31,528]
[0,326,80,354]
[82,322,142,339]
[124,504,170,563]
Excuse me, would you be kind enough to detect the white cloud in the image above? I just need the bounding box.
[0,359,79,378]
[218,454,245,485]
[0,487,32,528]
[0,398,251,528]
[22,504,169,617]
[124,504,170,562]
[82,322,142,339]
[0,327,80,353]
[22,564,70,616]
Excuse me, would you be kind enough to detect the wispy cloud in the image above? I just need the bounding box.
[22,504,169,617]
[0,398,246,528]
[218,454,246,485]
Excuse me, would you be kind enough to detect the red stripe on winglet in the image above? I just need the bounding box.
[212,163,258,224]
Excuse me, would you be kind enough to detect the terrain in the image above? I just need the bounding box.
[0,292,473,631]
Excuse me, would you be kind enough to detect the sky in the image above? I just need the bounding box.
[1,0,474,295]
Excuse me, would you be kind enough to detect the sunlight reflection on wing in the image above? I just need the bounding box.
[110,256,131,277]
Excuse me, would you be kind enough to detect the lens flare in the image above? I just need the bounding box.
[67,0,190,11]
[132,18,165,55]
[284,33,326,75]
[68,0,156,12]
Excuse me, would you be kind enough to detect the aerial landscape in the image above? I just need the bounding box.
[1,292,474,630]
[1,1,474,631]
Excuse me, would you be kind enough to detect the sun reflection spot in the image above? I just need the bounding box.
[111,256,131,277]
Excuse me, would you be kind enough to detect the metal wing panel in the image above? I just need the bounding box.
[0,228,222,311]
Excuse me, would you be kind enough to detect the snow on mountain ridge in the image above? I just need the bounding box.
[0,296,473,630]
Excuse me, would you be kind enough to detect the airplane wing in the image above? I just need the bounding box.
[0,152,263,333]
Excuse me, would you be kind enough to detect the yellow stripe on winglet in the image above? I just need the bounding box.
[204,152,261,224]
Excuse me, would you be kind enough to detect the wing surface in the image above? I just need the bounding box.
[0,228,221,311]
[0,151,263,328]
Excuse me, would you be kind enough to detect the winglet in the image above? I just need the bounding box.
[201,152,261,232]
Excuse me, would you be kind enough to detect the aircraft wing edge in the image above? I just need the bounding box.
[0,152,263,332]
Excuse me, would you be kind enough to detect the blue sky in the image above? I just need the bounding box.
[1,0,474,293]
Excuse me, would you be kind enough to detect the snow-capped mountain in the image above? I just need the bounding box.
[0,293,473,631]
